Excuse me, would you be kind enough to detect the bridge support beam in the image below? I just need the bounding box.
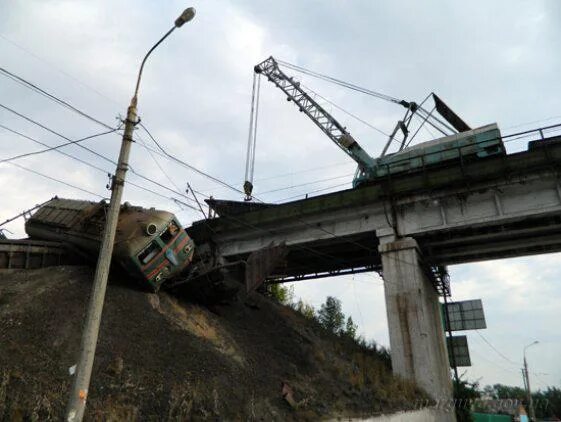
[379,236,453,405]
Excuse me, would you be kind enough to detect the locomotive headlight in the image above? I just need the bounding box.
[145,223,158,236]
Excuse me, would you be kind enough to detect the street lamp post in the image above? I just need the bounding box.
[65,7,195,422]
[523,340,539,421]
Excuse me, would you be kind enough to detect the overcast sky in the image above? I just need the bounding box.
[1,0,559,391]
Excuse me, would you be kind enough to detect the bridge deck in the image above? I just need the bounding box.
[188,135,561,281]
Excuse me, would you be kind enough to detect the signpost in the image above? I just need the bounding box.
[444,299,486,331]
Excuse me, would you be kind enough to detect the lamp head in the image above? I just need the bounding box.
[175,7,196,27]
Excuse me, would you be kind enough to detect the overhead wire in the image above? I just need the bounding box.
[196,160,354,195]
[138,121,248,198]
[0,101,205,207]
[0,91,430,286]
[0,124,201,211]
[255,173,353,196]
[4,56,560,290]
[0,65,247,199]
[475,330,520,366]
[0,35,119,107]
[276,181,351,202]
[5,162,106,199]
[0,102,117,166]
[0,126,121,164]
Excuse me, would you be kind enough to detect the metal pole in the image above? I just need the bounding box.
[524,355,536,421]
[65,101,137,422]
[65,8,195,421]
[443,293,459,387]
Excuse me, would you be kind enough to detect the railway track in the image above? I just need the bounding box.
[0,239,72,270]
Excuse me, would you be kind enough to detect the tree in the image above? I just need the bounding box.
[267,283,294,305]
[294,299,315,319]
[317,296,345,334]
[454,379,480,422]
[344,316,358,340]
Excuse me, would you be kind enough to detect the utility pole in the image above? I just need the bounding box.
[65,7,196,422]
[523,341,539,421]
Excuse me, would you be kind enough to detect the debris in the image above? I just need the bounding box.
[281,381,297,408]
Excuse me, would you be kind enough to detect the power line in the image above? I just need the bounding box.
[0,102,117,166]
[0,126,120,164]
[276,181,351,202]
[255,173,353,196]
[138,122,247,198]
[0,34,120,107]
[0,103,201,205]
[4,162,106,199]
[0,66,249,198]
[0,123,201,213]
[0,124,110,174]
[133,132,183,194]
[0,66,114,129]
[195,160,354,195]
[475,330,520,366]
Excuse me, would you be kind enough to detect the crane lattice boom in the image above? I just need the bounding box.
[254,57,377,172]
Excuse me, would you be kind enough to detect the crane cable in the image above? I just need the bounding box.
[276,60,459,143]
[243,73,261,201]
[276,59,403,105]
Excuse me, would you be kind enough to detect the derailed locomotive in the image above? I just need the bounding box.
[25,197,195,290]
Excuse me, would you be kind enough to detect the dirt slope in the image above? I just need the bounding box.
[0,266,425,421]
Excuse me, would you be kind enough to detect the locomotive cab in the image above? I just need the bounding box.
[130,217,195,290]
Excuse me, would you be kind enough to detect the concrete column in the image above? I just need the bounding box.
[378,237,453,404]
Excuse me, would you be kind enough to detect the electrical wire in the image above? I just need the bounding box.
[0,102,117,166]
[4,162,106,199]
[0,126,120,164]
[138,121,248,198]
[475,330,520,366]
[0,123,201,213]
[0,102,204,206]
[255,173,353,196]
[0,66,248,198]
[0,35,119,107]
[275,181,351,202]
[0,66,114,129]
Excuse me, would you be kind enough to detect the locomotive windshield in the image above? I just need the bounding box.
[138,241,161,265]
[160,220,179,245]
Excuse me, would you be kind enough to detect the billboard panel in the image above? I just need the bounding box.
[447,335,471,367]
[444,299,486,331]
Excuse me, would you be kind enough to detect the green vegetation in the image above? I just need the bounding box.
[266,285,391,367]
[317,296,345,334]
[267,284,560,420]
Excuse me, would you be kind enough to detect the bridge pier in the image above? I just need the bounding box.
[378,235,453,408]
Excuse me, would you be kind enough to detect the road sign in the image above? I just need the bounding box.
[447,335,471,367]
[444,299,486,331]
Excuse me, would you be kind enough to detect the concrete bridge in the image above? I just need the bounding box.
[188,129,561,408]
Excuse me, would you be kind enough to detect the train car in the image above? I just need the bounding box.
[371,123,505,179]
[25,197,195,290]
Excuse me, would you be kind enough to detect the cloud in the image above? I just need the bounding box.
[0,0,559,389]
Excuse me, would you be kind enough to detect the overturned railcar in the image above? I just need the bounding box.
[25,197,195,290]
